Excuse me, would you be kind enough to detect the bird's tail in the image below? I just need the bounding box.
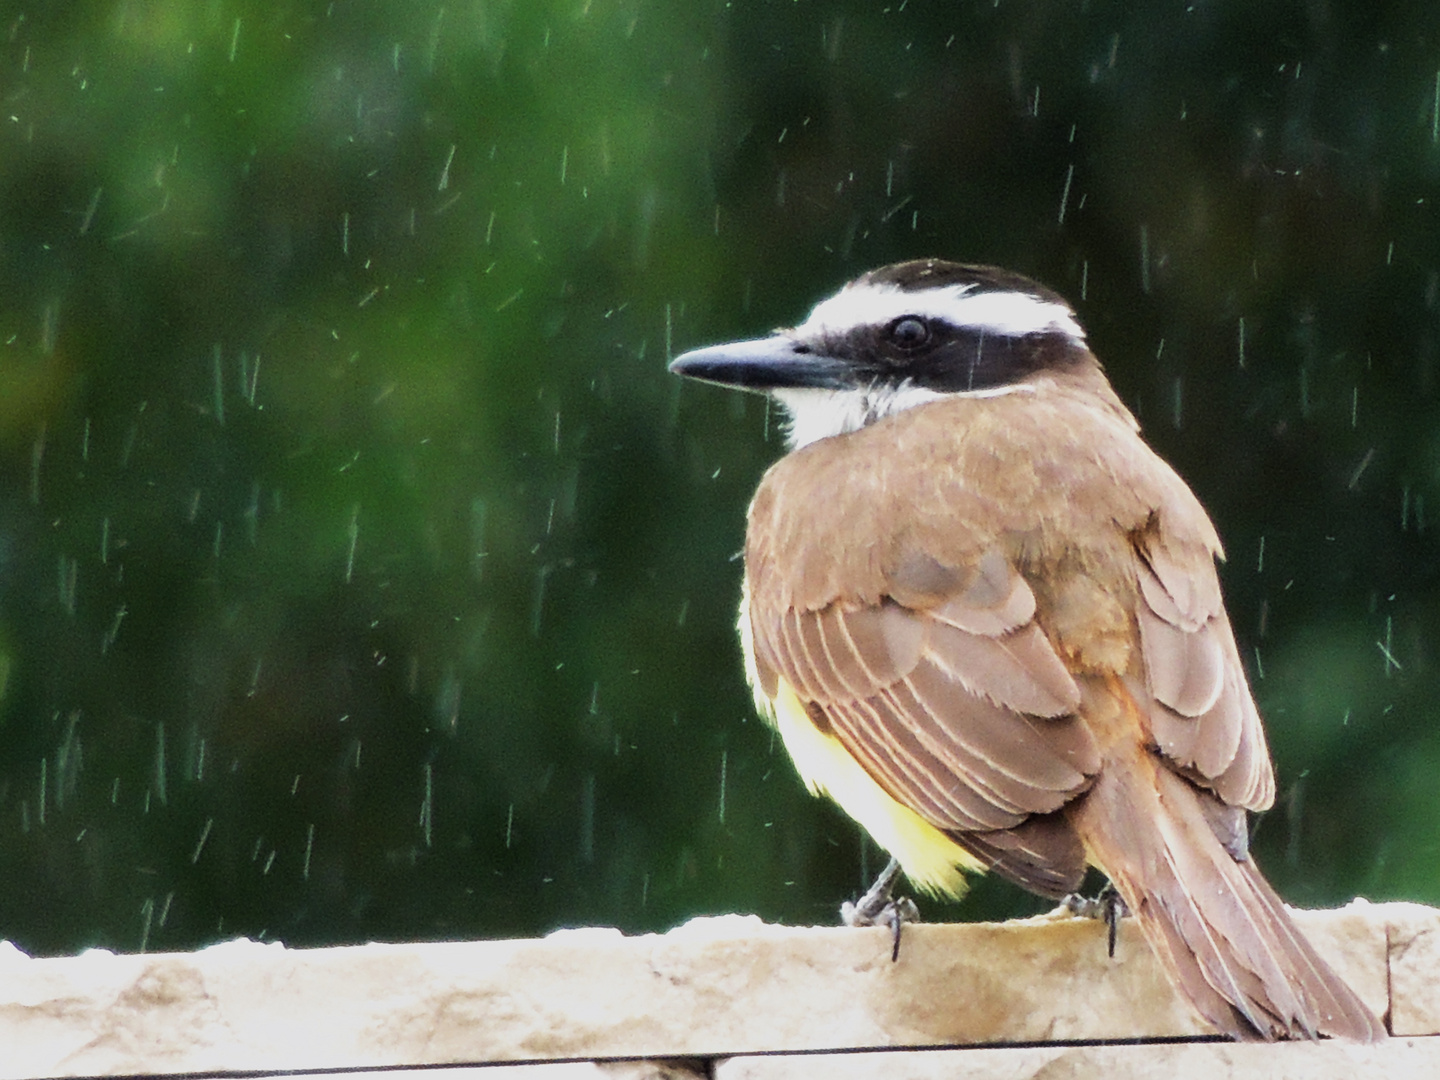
[1069,696,1385,1041]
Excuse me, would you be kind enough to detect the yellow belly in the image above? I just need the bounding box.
[739,592,983,899]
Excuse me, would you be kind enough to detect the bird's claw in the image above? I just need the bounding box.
[1062,883,1130,958]
[841,857,920,961]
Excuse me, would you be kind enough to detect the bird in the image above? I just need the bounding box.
[668,258,1385,1042]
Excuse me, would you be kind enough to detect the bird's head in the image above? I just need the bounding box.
[670,259,1107,449]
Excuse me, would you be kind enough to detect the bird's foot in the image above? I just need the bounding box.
[1062,883,1129,958]
[841,857,920,962]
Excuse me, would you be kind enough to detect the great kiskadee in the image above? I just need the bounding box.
[669,259,1384,1042]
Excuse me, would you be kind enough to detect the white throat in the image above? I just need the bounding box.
[772,381,1035,450]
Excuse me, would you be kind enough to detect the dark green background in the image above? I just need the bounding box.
[1,0,1437,956]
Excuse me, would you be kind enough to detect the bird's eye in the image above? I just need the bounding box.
[888,317,930,349]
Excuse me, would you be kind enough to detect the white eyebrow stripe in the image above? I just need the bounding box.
[795,280,1086,343]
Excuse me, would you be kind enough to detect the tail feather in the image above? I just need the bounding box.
[1071,749,1384,1041]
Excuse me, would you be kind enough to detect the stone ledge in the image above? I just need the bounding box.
[0,900,1434,1079]
[716,1036,1440,1079]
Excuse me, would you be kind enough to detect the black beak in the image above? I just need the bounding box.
[668,336,852,391]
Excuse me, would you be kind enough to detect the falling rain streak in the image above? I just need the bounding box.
[532,565,551,636]
[718,750,728,825]
[191,818,214,864]
[345,505,359,583]
[30,422,45,504]
[1139,224,1151,293]
[212,344,225,425]
[580,773,595,864]
[1378,617,1402,675]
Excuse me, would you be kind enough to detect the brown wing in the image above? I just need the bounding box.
[749,546,1102,892]
[1133,532,1275,813]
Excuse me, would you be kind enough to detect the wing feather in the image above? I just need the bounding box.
[901,661,1094,806]
[954,813,1089,898]
[1135,544,1274,812]
[826,696,1017,831]
[748,528,1103,860]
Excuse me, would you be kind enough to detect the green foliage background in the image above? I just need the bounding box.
[0,0,1437,954]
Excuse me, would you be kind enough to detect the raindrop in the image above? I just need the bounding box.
[344,504,359,583]
[57,555,77,615]
[1378,616,1401,675]
[100,603,126,654]
[1139,224,1151,293]
[531,566,551,636]
[1348,448,1374,490]
[435,665,461,731]
[139,898,154,953]
[439,144,456,191]
[470,498,488,581]
[1433,70,1440,145]
[212,344,225,425]
[579,773,595,863]
[244,482,260,545]
[30,422,45,504]
[152,722,167,806]
[191,817,214,863]
[718,750,728,824]
[79,187,102,235]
